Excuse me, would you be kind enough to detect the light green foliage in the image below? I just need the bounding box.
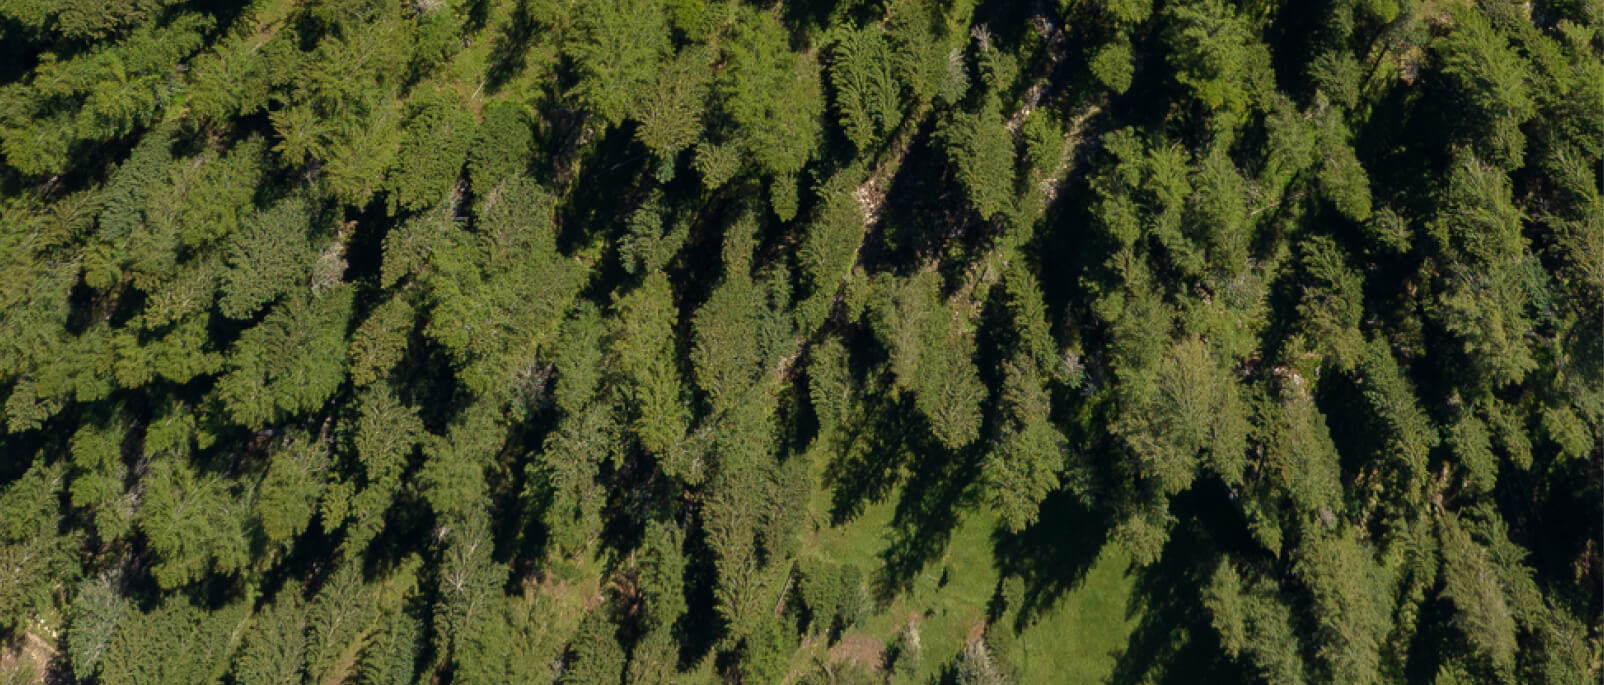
[67,578,131,680]
[355,609,422,685]
[796,556,867,634]
[612,273,688,459]
[1163,0,1271,116]
[1314,109,1374,222]
[694,140,742,189]
[1265,390,1345,520]
[1204,561,1308,684]
[1437,515,1518,677]
[553,303,607,416]
[1448,413,1499,496]
[185,24,275,125]
[451,596,551,684]
[831,27,903,151]
[1294,527,1396,685]
[626,627,681,684]
[871,272,985,450]
[1090,37,1136,93]
[1358,339,1439,503]
[100,597,249,685]
[885,0,970,106]
[570,0,672,126]
[1434,8,1536,169]
[692,220,791,417]
[1167,0,1263,116]
[938,95,1017,221]
[0,461,79,634]
[636,47,713,157]
[806,334,853,437]
[798,168,867,326]
[1121,336,1247,495]
[306,563,382,683]
[343,386,421,547]
[254,432,331,546]
[1297,236,1367,371]
[138,457,250,589]
[692,273,766,413]
[1189,144,1250,273]
[233,583,308,685]
[1429,154,1539,389]
[720,8,825,178]
[217,287,354,429]
[419,407,498,528]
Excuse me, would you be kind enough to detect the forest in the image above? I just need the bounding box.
[0,0,1598,683]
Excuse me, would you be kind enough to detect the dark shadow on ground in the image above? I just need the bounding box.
[990,490,1112,629]
[823,392,916,526]
[482,0,537,96]
[1107,488,1249,685]
[874,437,984,602]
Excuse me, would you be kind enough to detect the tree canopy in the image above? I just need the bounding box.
[0,1,1597,684]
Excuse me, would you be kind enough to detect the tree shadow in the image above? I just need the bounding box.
[873,437,983,602]
[482,0,536,96]
[1107,489,1248,685]
[990,490,1112,629]
[824,392,915,526]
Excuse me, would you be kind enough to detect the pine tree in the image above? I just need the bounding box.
[831,27,903,151]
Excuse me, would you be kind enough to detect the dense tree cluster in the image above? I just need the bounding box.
[0,0,1598,683]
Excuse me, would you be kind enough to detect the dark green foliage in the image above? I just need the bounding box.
[254,432,331,546]
[0,15,210,176]
[564,610,626,685]
[0,2,1596,684]
[612,272,688,461]
[738,613,796,685]
[531,401,619,557]
[386,89,476,214]
[986,353,1066,532]
[217,287,354,429]
[100,597,248,685]
[469,100,535,189]
[233,583,308,685]
[137,457,250,589]
[797,556,867,635]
